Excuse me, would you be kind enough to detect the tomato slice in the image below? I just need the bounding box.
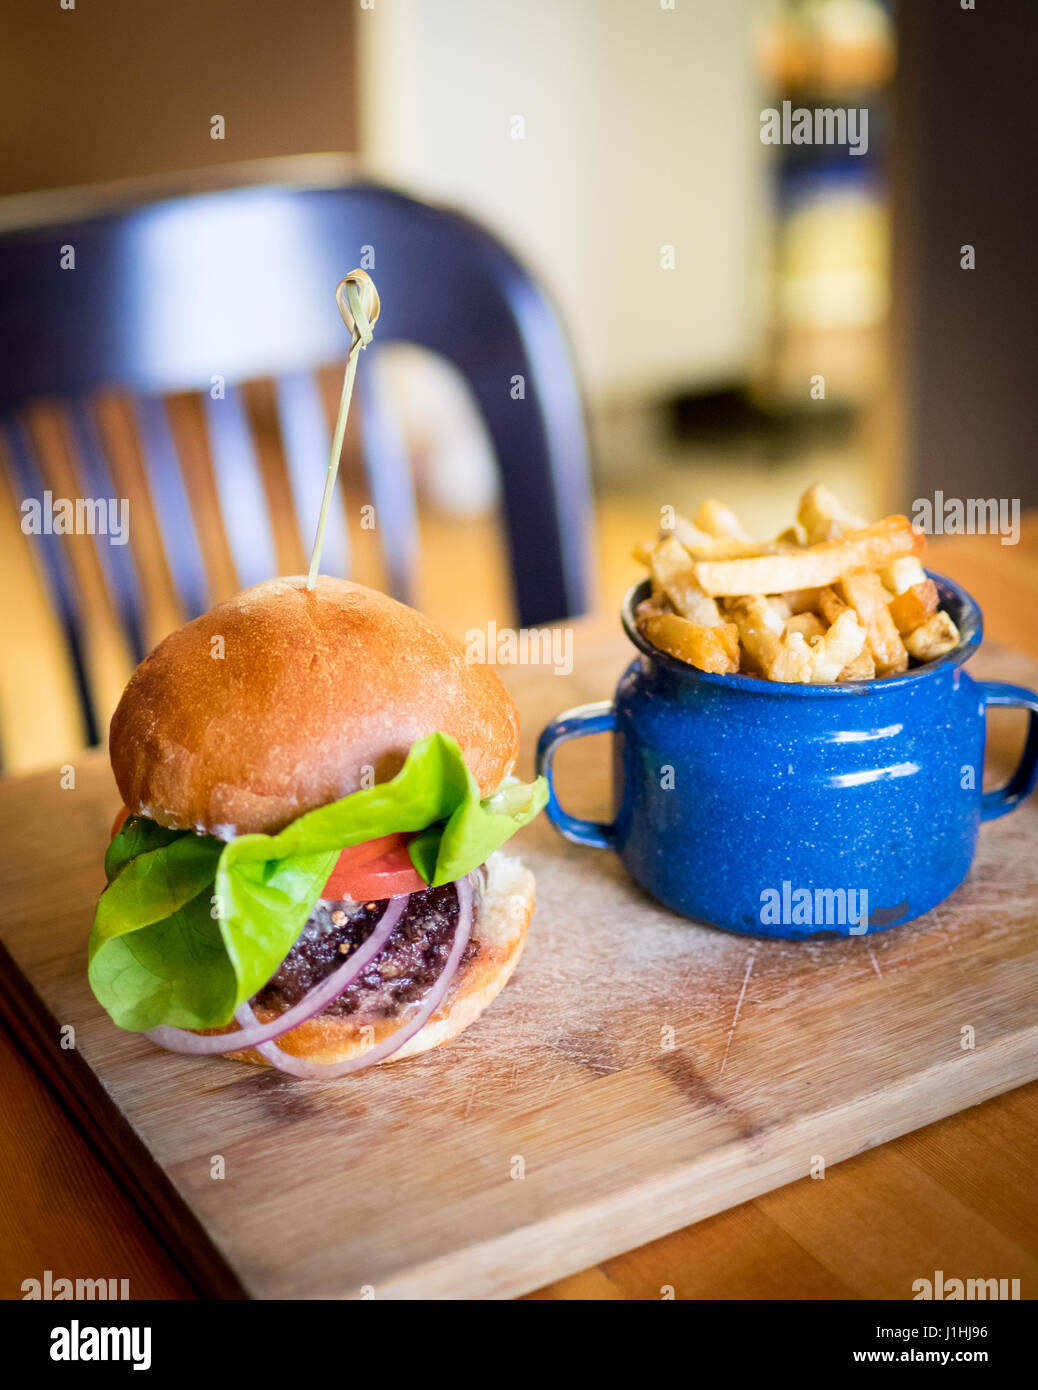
[322,832,426,901]
[109,814,426,900]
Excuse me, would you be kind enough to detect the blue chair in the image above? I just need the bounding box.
[0,174,594,760]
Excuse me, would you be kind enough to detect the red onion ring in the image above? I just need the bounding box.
[145,893,410,1056]
[235,874,474,1078]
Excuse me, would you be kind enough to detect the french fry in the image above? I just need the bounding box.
[667,515,774,559]
[727,598,866,684]
[838,648,876,681]
[635,492,956,683]
[667,515,715,549]
[821,583,888,677]
[717,624,743,670]
[764,632,818,683]
[646,537,726,626]
[796,608,868,684]
[784,611,826,639]
[638,611,740,674]
[636,596,670,623]
[692,517,925,597]
[724,596,787,672]
[888,579,939,636]
[904,611,960,661]
[695,499,752,542]
[682,537,776,559]
[880,554,928,595]
[836,569,908,675]
[797,483,866,544]
[772,609,867,684]
[780,586,822,613]
[818,585,850,625]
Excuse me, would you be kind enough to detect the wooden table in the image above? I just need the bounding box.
[2,526,1037,1300]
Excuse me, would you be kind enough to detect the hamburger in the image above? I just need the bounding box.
[89,575,545,1077]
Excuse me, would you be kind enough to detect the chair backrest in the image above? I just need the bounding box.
[0,174,593,767]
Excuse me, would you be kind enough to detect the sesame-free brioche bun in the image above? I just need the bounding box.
[109,576,520,838]
[224,853,534,1067]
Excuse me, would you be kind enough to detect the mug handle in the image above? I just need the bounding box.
[977,680,1038,821]
[536,701,617,849]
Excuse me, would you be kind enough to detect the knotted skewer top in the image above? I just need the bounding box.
[336,269,380,350]
[305,269,381,589]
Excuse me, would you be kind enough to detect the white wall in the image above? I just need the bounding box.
[359,0,764,405]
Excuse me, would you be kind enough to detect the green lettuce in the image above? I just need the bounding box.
[88,733,546,1033]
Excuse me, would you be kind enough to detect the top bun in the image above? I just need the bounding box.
[109,576,519,838]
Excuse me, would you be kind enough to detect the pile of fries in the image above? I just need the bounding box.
[634,485,960,683]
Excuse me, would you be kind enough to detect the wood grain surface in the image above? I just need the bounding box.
[1,551,1037,1299]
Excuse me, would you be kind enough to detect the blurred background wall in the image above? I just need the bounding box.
[3,0,1035,774]
[893,0,1038,515]
[0,1,357,194]
[2,1,887,420]
[0,2,896,427]
[360,0,765,406]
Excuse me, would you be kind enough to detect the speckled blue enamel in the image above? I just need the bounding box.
[537,573,1038,938]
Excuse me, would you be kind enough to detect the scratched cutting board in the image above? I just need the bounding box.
[2,630,1038,1300]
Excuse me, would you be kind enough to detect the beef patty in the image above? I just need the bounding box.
[251,874,482,1020]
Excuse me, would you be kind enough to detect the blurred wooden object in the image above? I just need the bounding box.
[0,1023,196,1300]
[3,637,1038,1298]
[0,439,85,767]
[22,401,138,732]
[0,5,358,200]
[0,165,594,771]
[893,2,1038,512]
[0,526,1036,1300]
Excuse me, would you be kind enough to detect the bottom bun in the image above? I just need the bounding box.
[227,852,534,1067]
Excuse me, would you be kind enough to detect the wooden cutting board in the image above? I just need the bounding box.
[2,630,1038,1300]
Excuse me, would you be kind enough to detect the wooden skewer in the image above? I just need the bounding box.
[305,270,381,589]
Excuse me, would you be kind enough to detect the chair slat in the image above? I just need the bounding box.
[133,394,211,620]
[1,416,82,637]
[275,370,351,579]
[64,398,146,662]
[163,394,239,606]
[357,349,420,605]
[203,385,278,591]
[0,433,87,769]
[93,391,184,650]
[4,409,102,744]
[21,401,136,739]
[242,378,307,577]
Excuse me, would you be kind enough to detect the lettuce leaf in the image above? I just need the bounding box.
[88,732,546,1032]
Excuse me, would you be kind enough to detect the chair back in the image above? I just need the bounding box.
[0,174,593,766]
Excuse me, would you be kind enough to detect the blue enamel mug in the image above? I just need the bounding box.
[537,574,1038,937]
